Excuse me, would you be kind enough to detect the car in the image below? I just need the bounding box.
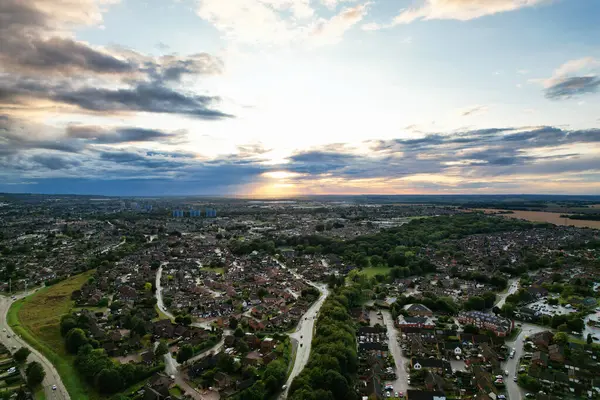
[52,385,57,390]
[281,385,288,390]
[514,376,518,382]
[504,370,509,376]
[398,392,403,398]
[498,396,506,400]
[525,394,534,398]
[386,392,391,398]
[300,343,303,347]
[6,334,10,338]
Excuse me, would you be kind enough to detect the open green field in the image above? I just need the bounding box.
[7,271,98,400]
[200,266,224,274]
[357,266,391,278]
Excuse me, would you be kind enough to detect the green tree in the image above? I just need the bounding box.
[13,347,31,363]
[229,316,239,330]
[177,344,194,363]
[234,327,244,338]
[144,282,152,291]
[65,328,88,354]
[26,361,45,387]
[553,332,568,344]
[155,341,168,358]
[588,333,593,345]
[60,315,78,336]
[96,368,123,393]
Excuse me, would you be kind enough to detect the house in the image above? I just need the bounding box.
[405,390,446,400]
[214,372,233,389]
[261,338,276,353]
[397,315,436,330]
[141,351,155,365]
[548,344,565,363]
[244,351,263,366]
[410,358,452,376]
[532,351,549,367]
[530,331,554,349]
[457,311,513,337]
[404,304,434,317]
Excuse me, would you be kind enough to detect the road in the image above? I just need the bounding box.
[502,322,547,400]
[155,264,175,320]
[382,310,409,396]
[280,282,330,399]
[0,293,70,400]
[495,278,519,309]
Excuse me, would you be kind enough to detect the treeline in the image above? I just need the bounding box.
[562,214,600,221]
[60,314,162,394]
[288,285,364,400]
[229,214,539,268]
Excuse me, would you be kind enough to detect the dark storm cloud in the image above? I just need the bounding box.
[545,76,600,99]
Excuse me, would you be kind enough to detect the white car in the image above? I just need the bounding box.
[52,385,57,390]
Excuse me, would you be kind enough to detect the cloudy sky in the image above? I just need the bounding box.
[1,0,599,196]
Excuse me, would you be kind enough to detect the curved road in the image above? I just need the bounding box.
[280,281,329,399]
[0,293,70,400]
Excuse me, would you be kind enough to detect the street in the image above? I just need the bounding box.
[279,282,330,399]
[382,310,409,396]
[501,323,548,400]
[155,264,175,320]
[0,293,70,399]
[494,279,520,309]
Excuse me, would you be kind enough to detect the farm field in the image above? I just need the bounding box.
[479,209,600,229]
[7,271,97,400]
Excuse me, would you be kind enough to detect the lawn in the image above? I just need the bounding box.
[358,266,391,278]
[7,271,98,400]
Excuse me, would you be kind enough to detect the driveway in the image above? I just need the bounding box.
[0,293,70,400]
[381,310,409,396]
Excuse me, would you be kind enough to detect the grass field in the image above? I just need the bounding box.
[478,209,600,229]
[200,266,224,274]
[358,266,391,278]
[7,271,97,400]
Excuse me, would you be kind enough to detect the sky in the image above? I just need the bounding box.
[1,0,599,196]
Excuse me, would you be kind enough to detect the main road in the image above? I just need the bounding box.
[279,281,330,399]
[0,293,70,400]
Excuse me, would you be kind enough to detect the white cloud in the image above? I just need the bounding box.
[309,4,370,46]
[393,0,548,24]
[533,57,600,89]
[364,0,548,30]
[195,0,369,46]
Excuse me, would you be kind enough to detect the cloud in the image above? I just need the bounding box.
[536,57,600,100]
[0,0,230,122]
[2,124,600,195]
[363,0,548,30]
[30,154,82,170]
[545,76,600,100]
[194,0,369,46]
[459,104,489,117]
[393,0,548,24]
[309,4,370,46]
[66,126,187,144]
[1,79,232,120]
